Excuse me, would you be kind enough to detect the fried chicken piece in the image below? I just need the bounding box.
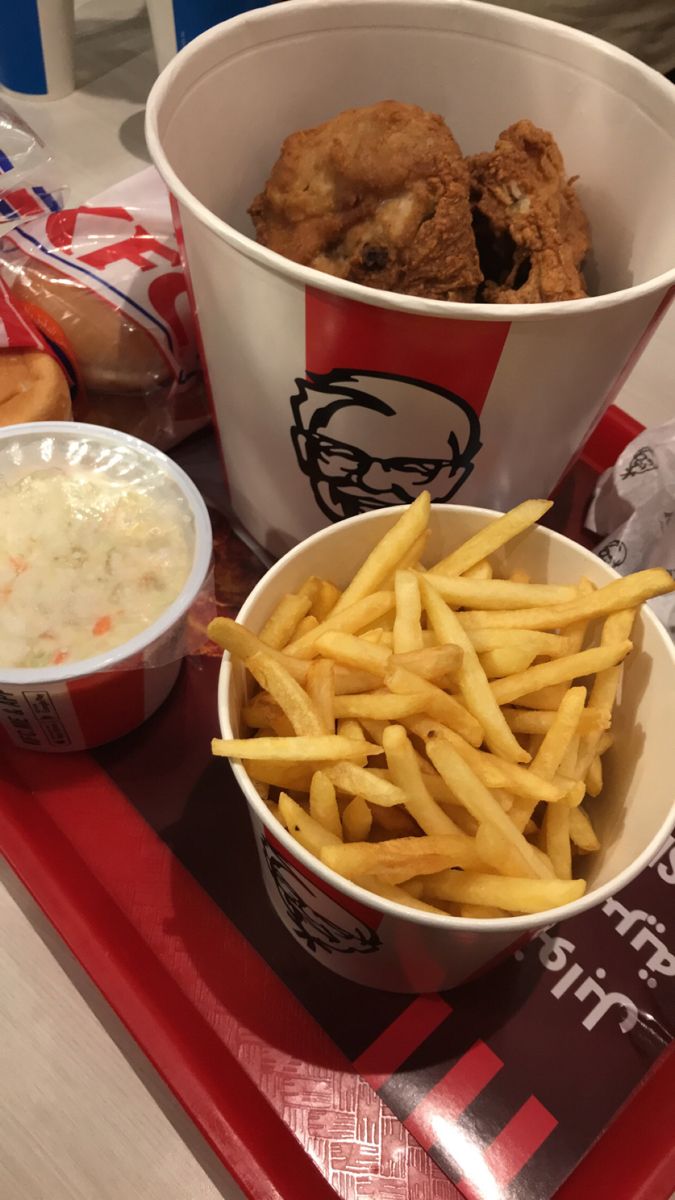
[250,101,481,301]
[469,119,590,303]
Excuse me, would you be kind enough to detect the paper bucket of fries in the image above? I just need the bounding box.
[213,497,675,992]
[147,0,675,557]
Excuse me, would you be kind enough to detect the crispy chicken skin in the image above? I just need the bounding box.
[469,119,590,303]
[250,100,482,301]
[468,118,588,302]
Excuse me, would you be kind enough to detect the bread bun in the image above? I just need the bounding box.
[0,350,72,426]
[11,259,170,395]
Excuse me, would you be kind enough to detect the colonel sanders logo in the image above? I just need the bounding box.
[290,369,482,521]
[621,446,656,479]
[262,839,381,956]
[598,539,627,568]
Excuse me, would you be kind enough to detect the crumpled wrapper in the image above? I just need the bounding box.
[586,417,675,638]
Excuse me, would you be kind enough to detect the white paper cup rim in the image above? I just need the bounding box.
[146,0,675,323]
[0,422,213,686]
[219,502,675,935]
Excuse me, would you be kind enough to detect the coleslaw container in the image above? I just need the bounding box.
[218,504,675,992]
[0,422,212,752]
[147,0,675,557]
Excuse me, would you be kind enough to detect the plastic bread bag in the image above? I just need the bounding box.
[586,417,675,639]
[0,102,67,225]
[0,167,210,449]
[0,274,72,425]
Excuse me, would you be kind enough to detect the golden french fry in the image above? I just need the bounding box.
[333,666,382,694]
[428,499,552,578]
[333,691,431,720]
[246,651,325,736]
[382,724,466,836]
[513,685,575,710]
[309,771,342,839]
[423,871,585,913]
[467,629,570,657]
[386,664,484,747]
[575,608,635,781]
[558,733,580,780]
[463,559,493,581]
[400,877,425,899]
[323,761,406,807]
[314,630,390,677]
[243,759,314,790]
[284,591,395,658]
[459,903,509,918]
[371,804,420,837]
[279,792,341,856]
[313,579,341,621]
[569,806,600,853]
[382,530,430,587]
[212,734,380,761]
[426,737,554,879]
[306,658,335,734]
[542,803,572,879]
[258,592,312,650]
[243,692,294,735]
[428,577,579,610]
[321,834,486,883]
[421,576,529,763]
[455,568,674,631]
[294,614,319,640]
[529,687,588,782]
[208,618,310,682]
[296,576,321,606]
[392,643,463,681]
[491,642,632,706]
[502,706,610,736]
[331,492,431,615]
[586,756,603,797]
[478,646,537,679]
[335,717,369,765]
[509,568,530,584]
[343,796,372,841]
[393,569,424,654]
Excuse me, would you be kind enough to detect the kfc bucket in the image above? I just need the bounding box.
[0,423,212,752]
[146,0,675,557]
[217,503,675,993]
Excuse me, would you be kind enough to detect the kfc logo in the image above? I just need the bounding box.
[290,369,482,521]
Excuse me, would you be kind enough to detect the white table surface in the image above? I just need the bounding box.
[1,4,673,1200]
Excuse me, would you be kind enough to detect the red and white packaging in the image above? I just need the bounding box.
[220,504,675,993]
[0,421,213,752]
[1,168,210,449]
[147,0,675,556]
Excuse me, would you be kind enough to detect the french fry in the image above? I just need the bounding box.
[393,569,424,653]
[279,792,341,856]
[502,706,610,736]
[459,903,509,918]
[574,608,636,781]
[529,687,588,782]
[479,646,537,679]
[421,577,529,763]
[467,629,570,657]
[514,684,576,710]
[321,835,486,883]
[491,642,632,706]
[427,577,579,610]
[428,499,552,578]
[569,806,600,853]
[509,568,530,584]
[400,877,425,899]
[212,735,381,761]
[455,568,674,630]
[323,762,406,807]
[246,651,325,735]
[334,690,433,720]
[586,755,603,797]
[382,530,430,587]
[243,759,314,790]
[258,592,312,650]
[542,803,572,879]
[306,658,335,734]
[314,630,390,677]
[294,614,319,639]
[392,643,463,680]
[343,796,372,841]
[243,693,294,735]
[475,822,554,879]
[284,591,395,658]
[370,805,420,837]
[423,871,585,913]
[463,559,493,580]
[331,492,431,614]
[336,717,369,765]
[426,737,554,879]
[382,724,466,836]
[333,666,382,694]
[386,664,484,747]
[313,579,341,621]
[360,876,448,915]
[309,771,342,839]
[208,617,310,682]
